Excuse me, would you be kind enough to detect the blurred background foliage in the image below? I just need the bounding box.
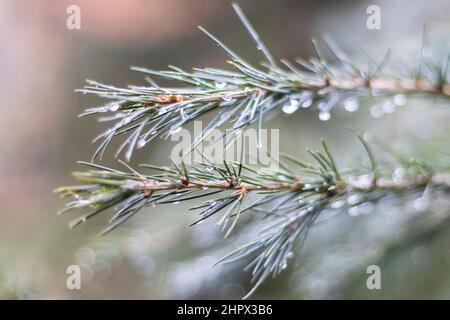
[1,0,450,299]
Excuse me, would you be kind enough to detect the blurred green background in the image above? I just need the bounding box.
[1,0,450,299]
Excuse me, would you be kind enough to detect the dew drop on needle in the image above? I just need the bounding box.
[318,111,331,121]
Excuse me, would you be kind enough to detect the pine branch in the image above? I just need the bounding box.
[55,138,450,297]
[77,4,450,161]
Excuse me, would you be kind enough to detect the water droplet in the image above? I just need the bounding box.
[347,194,360,205]
[318,88,330,96]
[151,203,156,208]
[301,98,313,108]
[359,202,374,215]
[289,98,300,106]
[393,94,407,106]
[363,132,372,141]
[137,139,146,149]
[173,201,180,205]
[281,263,288,270]
[344,98,359,112]
[223,95,232,102]
[348,206,360,217]
[202,186,209,190]
[382,101,396,113]
[357,174,373,186]
[206,165,214,171]
[317,101,328,110]
[331,200,345,209]
[215,81,227,89]
[282,103,299,114]
[109,103,120,112]
[392,167,406,182]
[286,252,294,259]
[318,111,331,121]
[370,105,383,118]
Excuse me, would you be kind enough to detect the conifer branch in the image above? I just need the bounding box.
[56,138,450,297]
[77,4,450,161]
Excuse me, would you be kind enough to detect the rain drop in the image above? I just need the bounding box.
[301,99,313,108]
[282,103,299,114]
[370,105,383,118]
[215,81,227,89]
[382,101,396,114]
[347,194,360,205]
[109,103,120,112]
[318,111,331,121]
[137,139,146,149]
[331,200,345,209]
[392,167,406,182]
[344,98,359,112]
[348,206,360,217]
[393,94,407,106]
[76,199,93,207]
[359,202,374,215]
[289,98,300,106]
